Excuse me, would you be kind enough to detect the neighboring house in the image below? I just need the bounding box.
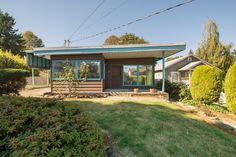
[155,54,219,85]
[26,43,186,93]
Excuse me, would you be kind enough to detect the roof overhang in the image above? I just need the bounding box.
[178,61,202,71]
[32,42,186,59]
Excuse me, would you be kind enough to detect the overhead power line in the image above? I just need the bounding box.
[80,0,129,32]
[71,0,197,43]
[68,0,107,40]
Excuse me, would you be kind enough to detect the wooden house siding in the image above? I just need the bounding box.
[51,80,103,93]
[50,54,156,93]
[165,56,199,80]
[105,58,155,89]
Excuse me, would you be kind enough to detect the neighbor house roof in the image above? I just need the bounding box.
[178,61,202,71]
[29,42,186,59]
[155,54,220,72]
[155,55,191,71]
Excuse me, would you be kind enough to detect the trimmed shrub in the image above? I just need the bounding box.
[0,97,104,156]
[156,79,186,100]
[224,61,236,114]
[190,65,223,104]
[0,68,30,95]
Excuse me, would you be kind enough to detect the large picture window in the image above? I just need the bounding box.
[123,65,153,86]
[123,65,138,85]
[78,61,101,79]
[53,61,76,80]
[52,60,101,80]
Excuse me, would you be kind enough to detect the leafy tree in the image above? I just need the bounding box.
[104,33,148,45]
[0,10,25,55]
[23,31,44,50]
[104,35,120,45]
[195,18,234,75]
[119,33,148,45]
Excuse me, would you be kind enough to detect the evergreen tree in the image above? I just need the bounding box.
[0,10,25,55]
[188,49,194,55]
[196,18,234,75]
[233,49,236,61]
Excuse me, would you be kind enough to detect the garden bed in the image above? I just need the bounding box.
[174,101,236,135]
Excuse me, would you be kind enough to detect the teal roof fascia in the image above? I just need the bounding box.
[33,44,186,55]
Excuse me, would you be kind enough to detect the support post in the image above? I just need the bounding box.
[47,70,49,87]
[103,61,106,80]
[162,51,165,92]
[32,68,35,87]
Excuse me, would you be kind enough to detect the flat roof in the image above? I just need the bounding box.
[31,42,186,59]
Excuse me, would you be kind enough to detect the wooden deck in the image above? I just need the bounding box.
[45,88,169,100]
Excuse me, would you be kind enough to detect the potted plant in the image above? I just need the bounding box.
[150,88,156,93]
[134,88,139,93]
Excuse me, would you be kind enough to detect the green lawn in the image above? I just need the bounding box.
[69,98,236,157]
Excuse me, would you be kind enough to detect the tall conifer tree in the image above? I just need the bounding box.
[196,18,234,75]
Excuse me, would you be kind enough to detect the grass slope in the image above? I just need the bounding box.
[70,99,236,157]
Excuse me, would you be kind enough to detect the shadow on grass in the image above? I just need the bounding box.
[67,99,236,157]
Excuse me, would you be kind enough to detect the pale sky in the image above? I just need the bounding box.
[0,0,235,55]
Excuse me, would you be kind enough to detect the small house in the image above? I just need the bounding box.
[155,54,219,84]
[26,43,186,93]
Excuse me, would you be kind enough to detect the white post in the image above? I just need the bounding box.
[32,68,35,87]
[162,51,165,92]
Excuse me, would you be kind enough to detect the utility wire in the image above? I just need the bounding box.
[80,0,129,32]
[68,0,107,40]
[71,0,197,43]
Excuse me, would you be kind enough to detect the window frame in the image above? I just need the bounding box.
[170,71,180,83]
[52,59,101,81]
[122,64,153,87]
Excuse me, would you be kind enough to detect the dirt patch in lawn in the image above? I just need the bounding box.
[174,102,236,136]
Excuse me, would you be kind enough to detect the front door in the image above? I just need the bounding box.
[111,65,122,89]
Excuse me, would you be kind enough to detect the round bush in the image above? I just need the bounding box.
[224,61,236,114]
[0,97,104,156]
[0,68,30,95]
[190,65,222,104]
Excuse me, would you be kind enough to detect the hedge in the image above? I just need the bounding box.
[190,65,222,104]
[224,61,236,114]
[0,50,28,69]
[0,50,39,76]
[0,68,30,95]
[0,97,104,156]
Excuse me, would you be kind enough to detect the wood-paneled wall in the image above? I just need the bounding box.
[51,80,103,94]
